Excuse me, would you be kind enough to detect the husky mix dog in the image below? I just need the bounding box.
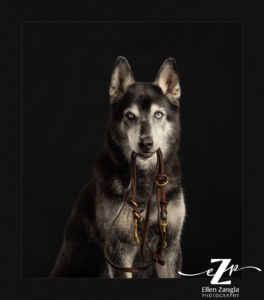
[48,57,186,278]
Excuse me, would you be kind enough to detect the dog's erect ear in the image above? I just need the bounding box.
[109,56,135,104]
[154,58,181,105]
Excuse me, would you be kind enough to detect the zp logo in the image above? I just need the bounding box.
[178,258,261,284]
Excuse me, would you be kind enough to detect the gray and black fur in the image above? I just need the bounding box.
[48,57,186,278]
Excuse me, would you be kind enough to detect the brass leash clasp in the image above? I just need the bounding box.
[133,219,139,246]
[160,219,168,248]
[160,219,168,233]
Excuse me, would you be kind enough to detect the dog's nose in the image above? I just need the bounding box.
[138,136,153,152]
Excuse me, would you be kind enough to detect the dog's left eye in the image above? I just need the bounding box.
[155,112,163,118]
[127,112,135,119]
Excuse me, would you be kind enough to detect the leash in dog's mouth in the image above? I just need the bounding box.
[104,148,170,273]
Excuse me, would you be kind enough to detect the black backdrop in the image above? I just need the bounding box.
[22,22,242,278]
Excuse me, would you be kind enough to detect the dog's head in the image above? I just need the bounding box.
[108,56,181,169]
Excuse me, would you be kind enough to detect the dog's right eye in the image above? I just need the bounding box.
[126,112,135,119]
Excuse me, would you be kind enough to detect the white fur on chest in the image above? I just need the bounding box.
[99,190,185,236]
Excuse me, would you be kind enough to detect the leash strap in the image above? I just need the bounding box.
[104,148,169,273]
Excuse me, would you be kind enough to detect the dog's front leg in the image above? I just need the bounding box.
[98,196,139,278]
[106,239,138,278]
[155,243,182,278]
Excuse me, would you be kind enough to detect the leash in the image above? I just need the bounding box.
[104,148,169,273]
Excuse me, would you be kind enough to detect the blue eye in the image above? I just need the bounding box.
[127,112,135,119]
[155,112,163,118]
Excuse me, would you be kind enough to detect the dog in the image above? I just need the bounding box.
[48,56,186,278]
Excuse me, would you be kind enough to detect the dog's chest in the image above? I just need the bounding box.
[113,194,184,237]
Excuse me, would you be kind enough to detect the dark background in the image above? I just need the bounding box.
[22,22,242,278]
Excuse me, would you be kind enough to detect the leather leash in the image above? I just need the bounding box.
[104,148,169,273]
